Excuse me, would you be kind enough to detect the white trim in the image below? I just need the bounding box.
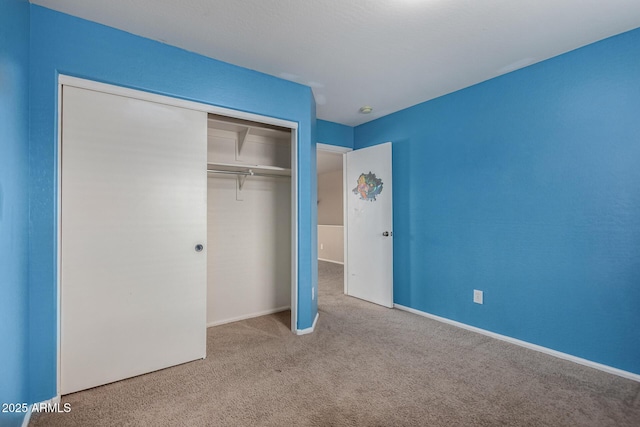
[317,143,351,153]
[21,410,31,427]
[56,80,63,399]
[44,396,61,405]
[291,128,298,333]
[342,152,348,295]
[207,307,291,328]
[58,75,298,130]
[22,396,62,427]
[317,224,344,228]
[318,258,344,265]
[394,304,640,383]
[295,313,319,335]
[57,75,301,399]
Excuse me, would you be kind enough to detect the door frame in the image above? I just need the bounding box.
[56,75,299,396]
[316,143,351,295]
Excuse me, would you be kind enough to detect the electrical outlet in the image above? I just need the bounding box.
[312,287,315,300]
[320,243,324,250]
[473,289,483,304]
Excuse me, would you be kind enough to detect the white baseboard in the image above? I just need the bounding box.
[318,258,344,265]
[21,411,31,427]
[22,396,61,427]
[296,312,319,335]
[394,304,640,383]
[207,306,290,328]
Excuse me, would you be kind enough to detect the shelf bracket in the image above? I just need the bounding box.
[236,175,245,201]
[236,127,251,160]
[235,169,253,201]
[237,174,247,191]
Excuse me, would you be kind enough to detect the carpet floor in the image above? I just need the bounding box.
[31,261,640,426]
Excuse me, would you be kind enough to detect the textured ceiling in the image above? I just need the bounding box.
[31,0,640,126]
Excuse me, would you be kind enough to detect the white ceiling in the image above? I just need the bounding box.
[32,0,640,126]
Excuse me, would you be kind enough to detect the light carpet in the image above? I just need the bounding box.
[31,261,640,426]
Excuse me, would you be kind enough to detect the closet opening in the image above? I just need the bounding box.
[206,114,293,330]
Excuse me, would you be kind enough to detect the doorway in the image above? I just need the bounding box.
[317,142,394,308]
[316,144,350,298]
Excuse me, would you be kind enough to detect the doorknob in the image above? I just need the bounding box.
[382,231,391,237]
[195,244,204,252]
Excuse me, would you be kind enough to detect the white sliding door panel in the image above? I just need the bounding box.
[61,86,207,394]
[346,142,393,307]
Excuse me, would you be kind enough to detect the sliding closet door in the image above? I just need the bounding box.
[61,86,207,394]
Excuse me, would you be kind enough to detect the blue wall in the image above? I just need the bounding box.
[0,0,30,425]
[28,5,317,402]
[355,28,640,374]
[317,119,353,148]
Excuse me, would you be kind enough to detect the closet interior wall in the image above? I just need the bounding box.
[206,114,292,327]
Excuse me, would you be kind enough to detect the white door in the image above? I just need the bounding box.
[61,86,207,394]
[345,142,393,307]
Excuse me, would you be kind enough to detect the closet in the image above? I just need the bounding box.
[206,114,292,327]
[60,78,297,396]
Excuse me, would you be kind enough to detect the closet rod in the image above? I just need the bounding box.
[206,169,290,178]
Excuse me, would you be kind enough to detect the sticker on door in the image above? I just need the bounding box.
[352,171,383,201]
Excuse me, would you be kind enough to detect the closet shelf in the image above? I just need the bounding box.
[207,162,291,177]
[208,116,290,158]
[207,117,290,140]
